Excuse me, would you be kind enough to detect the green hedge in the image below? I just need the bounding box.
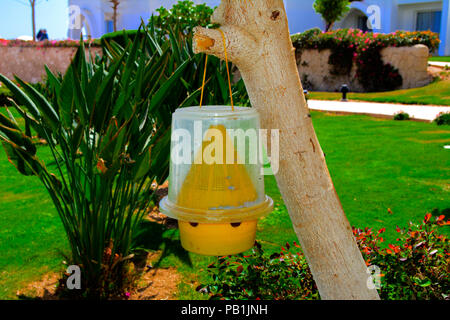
[100,30,144,48]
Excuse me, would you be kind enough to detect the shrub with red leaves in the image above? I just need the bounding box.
[201,214,449,300]
[292,29,440,92]
[354,214,449,300]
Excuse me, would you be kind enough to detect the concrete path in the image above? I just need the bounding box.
[308,100,450,122]
[429,61,450,68]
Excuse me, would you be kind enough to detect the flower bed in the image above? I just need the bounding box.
[199,214,449,300]
[292,29,440,92]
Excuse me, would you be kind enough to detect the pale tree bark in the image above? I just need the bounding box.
[193,0,380,300]
[30,0,36,41]
[110,0,120,32]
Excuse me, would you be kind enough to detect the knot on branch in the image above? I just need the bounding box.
[193,26,258,67]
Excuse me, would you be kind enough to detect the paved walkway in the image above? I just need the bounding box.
[308,100,450,122]
[429,61,450,68]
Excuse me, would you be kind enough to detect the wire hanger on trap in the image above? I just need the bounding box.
[199,29,235,111]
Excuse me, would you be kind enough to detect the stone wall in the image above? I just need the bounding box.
[296,44,431,92]
[0,46,103,83]
[380,45,431,90]
[0,44,431,92]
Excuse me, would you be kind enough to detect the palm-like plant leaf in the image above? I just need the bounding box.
[0,19,250,298]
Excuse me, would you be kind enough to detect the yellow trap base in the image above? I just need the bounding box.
[179,220,258,256]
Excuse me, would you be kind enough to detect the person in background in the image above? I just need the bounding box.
[36,29,43,40]
[36,29,49,41]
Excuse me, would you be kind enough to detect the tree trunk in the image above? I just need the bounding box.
[31,0,36,41]
[110,0,119,32]
[113,5,117,32]
[326,21,334,32]
[193,0,380,300]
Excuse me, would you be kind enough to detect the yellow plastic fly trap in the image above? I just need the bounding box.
[159,30,273,256]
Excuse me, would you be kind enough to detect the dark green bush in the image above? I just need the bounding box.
[394,112,410,121]
[200,241,319,300]
[101,29,144,48]
[434,112,450,126]
[152,0,215,35]
[101,0,215,48]
[313,0,352,31]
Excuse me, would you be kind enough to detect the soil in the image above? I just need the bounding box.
[16,253,181,300]
[147,183,178,229]
[16,181,181,301]
[147,207,179,229]
[16,273,60,300]
[130,267,180,300]
[428,66,450,81]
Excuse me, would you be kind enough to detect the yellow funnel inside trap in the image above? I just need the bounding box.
[177,124,258,255]
[159,106,273,256]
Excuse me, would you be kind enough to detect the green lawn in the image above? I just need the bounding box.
[0,111,449,299]
[0,143,69,299]
[308,79,450,106]
[429,56,450,62]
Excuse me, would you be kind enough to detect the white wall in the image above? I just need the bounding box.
[69,0,386,37]
[68,0,103,39]
[442,0,450,55]
[335,0,394,33]
[68,0,449,55]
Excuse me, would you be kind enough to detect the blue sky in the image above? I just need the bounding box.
[0,0,69,39]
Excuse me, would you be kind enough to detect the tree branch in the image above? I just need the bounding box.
[193,26,258,66]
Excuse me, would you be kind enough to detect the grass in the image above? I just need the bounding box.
[0,145,68,299]
[0,108,69,299]
[308,79,450,106]
[0,110,449,299]
[429,56,450,62]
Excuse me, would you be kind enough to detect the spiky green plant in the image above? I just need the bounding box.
[0,30,187,298]
[0,16,248,298]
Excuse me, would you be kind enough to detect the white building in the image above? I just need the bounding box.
[68,0,450,56]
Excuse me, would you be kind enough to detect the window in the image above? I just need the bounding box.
[416,11,442,33]
[106,20,114,33]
